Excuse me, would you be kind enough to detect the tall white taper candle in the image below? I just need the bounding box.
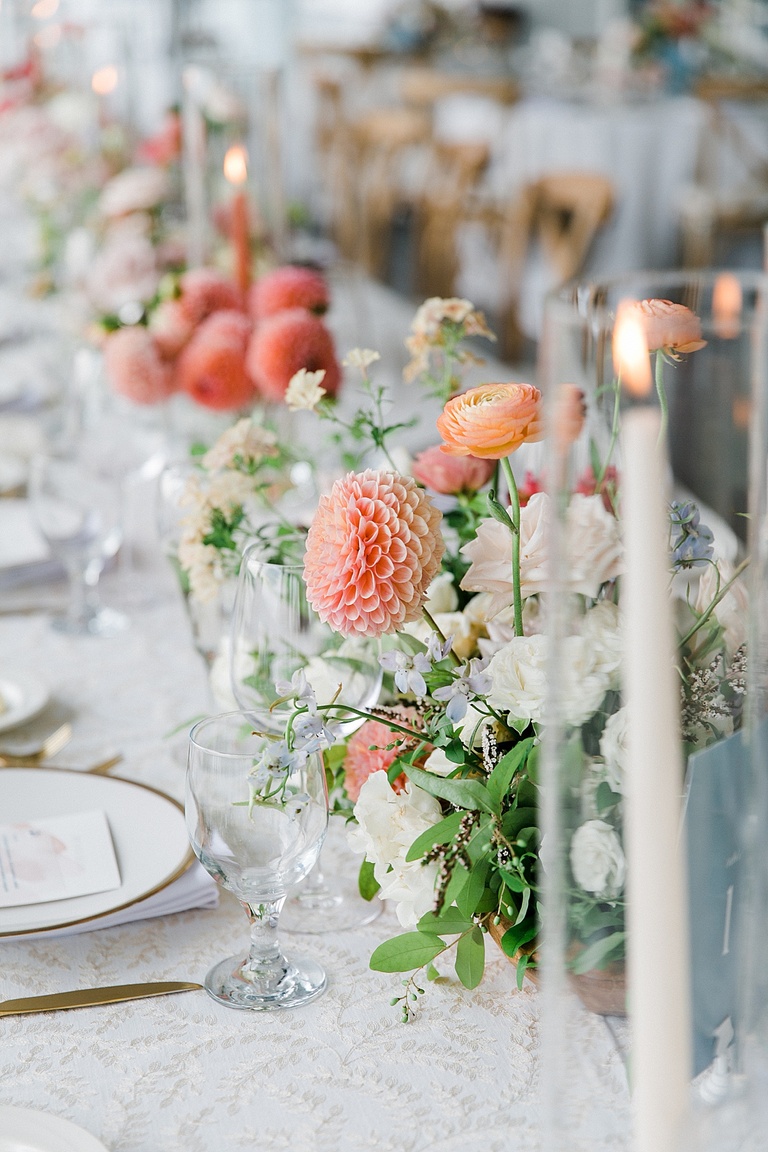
[622,407,692,1152]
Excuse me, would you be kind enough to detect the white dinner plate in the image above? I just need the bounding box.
[0,769,193,936]
[0,1106,108,1152]
[0,674,49,734]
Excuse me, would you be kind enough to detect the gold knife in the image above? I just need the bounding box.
[0,981,204,1016]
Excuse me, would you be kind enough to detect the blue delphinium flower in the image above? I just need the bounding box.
[669,500,714,569]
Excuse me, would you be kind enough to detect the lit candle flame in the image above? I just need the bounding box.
[713,272,742,340]
[92,66,119,96]
[613,301,652,397]
[31,0,60,19]
[224,145,248,187]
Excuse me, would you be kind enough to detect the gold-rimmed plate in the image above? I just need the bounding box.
[0,768,193,937]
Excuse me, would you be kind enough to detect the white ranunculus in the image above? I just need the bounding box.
[694,558,748,657]
[570,819,626,899]
[426,571,459,615]
[580,601,622,688]
[600,707,629,793]
[422,748,456,777]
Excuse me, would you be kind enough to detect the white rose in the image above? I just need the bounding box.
[426,572,458,615]
[566,494,623,599]
[580,601,622,689]
[570,819,625,899]
[694,558,748,657]
[486,634,548,725]
[600,707,629,793]
[487,633,609,729]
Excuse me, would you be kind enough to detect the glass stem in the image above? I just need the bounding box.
[299,859,328,898]
[64,558,89,627]
[241,898,290,992]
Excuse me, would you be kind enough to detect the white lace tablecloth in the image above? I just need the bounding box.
[0,548,631,1151]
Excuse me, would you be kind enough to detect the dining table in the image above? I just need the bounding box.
[0,250,633,1150]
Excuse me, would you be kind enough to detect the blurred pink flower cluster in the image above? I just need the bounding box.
[102,264,342,410]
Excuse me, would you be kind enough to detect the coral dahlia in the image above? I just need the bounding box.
[103,326,175,406]
[246,308,341,403]
[344,719,411,802]
[249,265,330,321]
[178,268,243,326]
[176,310,256,411]
[303,469,444,638]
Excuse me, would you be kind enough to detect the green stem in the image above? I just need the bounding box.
[596,370,622,489]
[423,607,461,667]
[655,351,669,445]
[499,456,524,637]
[678,557,750,649]
[315,703,426,742]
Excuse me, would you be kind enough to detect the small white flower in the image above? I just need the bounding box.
[202,418,278,471]
[285,368,327,413]
[342,348,380,370]
[570,819,626,900]
[410,297,474,337]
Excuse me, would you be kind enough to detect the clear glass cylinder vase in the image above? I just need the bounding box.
[538,270,768,1152]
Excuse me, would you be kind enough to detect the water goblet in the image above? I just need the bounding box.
[186,711,329,1010]
[229,541,383,932]
[28,449,128,636]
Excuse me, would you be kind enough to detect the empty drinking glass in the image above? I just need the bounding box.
[186,711,329,1010]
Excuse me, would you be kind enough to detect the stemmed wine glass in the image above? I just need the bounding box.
[28,449,128,636]
[229,540,383,933]
[186,711,328,1010]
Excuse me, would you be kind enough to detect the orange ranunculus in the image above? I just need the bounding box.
[627,299,707,355]
[436,382,543,460]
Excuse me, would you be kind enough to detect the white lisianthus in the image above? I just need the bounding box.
[285,368,327,412]
[580,601,622,689]
[570,819,626,900]
[348,771,442,927]
[600,707,629,793]
[202,418,278,470]
[694,558,748,657]
[422,748,456,777]
[426,572,459,614]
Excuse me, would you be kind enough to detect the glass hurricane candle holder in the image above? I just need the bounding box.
[536,271,768,1152]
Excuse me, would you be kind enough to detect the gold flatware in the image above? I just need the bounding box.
[86,755,124,775]
[0,981,204,1017]
[0,722,72,766]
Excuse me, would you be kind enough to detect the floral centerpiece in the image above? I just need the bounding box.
[257,293,749,1020]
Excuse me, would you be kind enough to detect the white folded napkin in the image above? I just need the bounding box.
[3,862,219,941]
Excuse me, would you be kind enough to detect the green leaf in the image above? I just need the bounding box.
[502,807,538,840]
[418,907,473,935]
[570,932,626,976]
[486,739,534,810]
[455,927,486,989]
[369,932,445,973]
[404,765,495,813]
[516,952,530,990]
[442,863,469,908]
[358,859,380,902]
[514,886,531,926]
[426,962,440,982]
[500,918,537,958]
[405,810,465,863]
[456,859,490,919]
[595,781,620,814]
